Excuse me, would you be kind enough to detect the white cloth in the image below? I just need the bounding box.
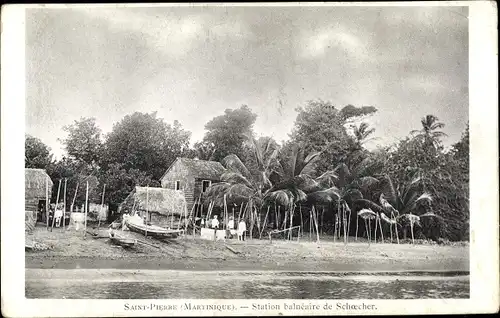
[228,219,235,230]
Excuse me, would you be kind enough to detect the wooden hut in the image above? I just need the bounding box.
[119,186,188,228]
[160,158,226,211]
[25,168,53,227]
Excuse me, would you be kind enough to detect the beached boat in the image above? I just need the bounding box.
[125,220,184,238]
[109,232,137,247]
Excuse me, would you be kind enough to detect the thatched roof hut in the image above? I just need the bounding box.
[119,186,188,217]
[25,168,53,198]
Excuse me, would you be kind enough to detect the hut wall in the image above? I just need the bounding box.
[160,161,195,210]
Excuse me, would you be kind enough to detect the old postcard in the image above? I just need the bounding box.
[1,1,498,317]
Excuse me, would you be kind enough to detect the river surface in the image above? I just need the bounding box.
[26,270,469,299]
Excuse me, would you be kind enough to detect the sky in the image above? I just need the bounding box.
[25,5,469,159]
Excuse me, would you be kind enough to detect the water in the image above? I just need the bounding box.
[26,270,469,299]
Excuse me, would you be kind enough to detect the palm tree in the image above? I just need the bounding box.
[367,173,441,244]
[410,115,448,149]
[204,136,279,238]
[352,122,376,146]
[305,157,381,244]
[265,145,327,238]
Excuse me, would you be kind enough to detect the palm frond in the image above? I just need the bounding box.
[334,163,352,188]
[380,212,397,224]
[381,175,399,207]
[352,199,384,214]
[419,212,444,219]
[357,208,377,220]
[415,192,432,203]
[222,154,252,180]
[220,171,253,188]
[307,187,341,204]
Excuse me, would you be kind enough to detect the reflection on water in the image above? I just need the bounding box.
[26,271,469,299]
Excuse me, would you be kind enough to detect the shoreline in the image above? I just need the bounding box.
[25,228,469,272]
[26,255,469,272]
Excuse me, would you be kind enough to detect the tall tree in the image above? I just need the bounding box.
[101,112,191,181]
[25,135,53,169]
[61,117,103,165]
[410,114,448,150]
[351,122,376,148]
[290,100,377,173]
[200,105,257,162]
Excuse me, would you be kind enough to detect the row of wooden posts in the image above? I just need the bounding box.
[182,198,401,245]
[43,177,106,237]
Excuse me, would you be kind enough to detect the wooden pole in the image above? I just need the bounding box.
[70,182,79,213]
[374,215,378,243]
[45,176,49,230]
[390,220,393,243]
[260,205,270,239]
[364,219,369,246]
[51,179,62,231]
[321,207,324,235]
[63,178,67,230]
[146,186,149,223]
[410,214,415,244]
[309,209,312,241]
[333,212,337,243]
[392,211,400,244]
[299,205,303,238]
[379,216,384,243]
[355,213,359,241]
[312,206,320,243]
[98,184,106,230]
[282,206,287,231]
[84,181,89,238]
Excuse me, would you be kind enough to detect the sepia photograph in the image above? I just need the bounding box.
[1,2,498,317]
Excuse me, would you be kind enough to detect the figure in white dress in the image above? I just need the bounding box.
[54,205,63,227]
[237,219,247,241]
[211,215,220,230]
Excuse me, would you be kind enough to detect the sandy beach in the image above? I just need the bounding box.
[25,227,469,272]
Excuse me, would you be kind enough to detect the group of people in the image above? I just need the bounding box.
[201,215,247,240]
[39,203,65,227]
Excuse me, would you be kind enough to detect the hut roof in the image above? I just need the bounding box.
[25,168,53,189]
[162,157,226,180]
[122,186,188,216]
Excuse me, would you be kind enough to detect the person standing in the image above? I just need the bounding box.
[212,215,219,230]
[238,219,247,241]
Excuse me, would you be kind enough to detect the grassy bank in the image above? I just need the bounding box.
[25,226,469,272]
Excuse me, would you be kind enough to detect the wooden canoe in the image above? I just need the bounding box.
[125,220,183,238]
[109,233,137,247]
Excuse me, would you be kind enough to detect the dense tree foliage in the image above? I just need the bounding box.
[197,105,257,162]
[290,100,377,174]
[25,135,53,169]
[27,100,469,242]
[61,118,103,166]
[101,112,192,181]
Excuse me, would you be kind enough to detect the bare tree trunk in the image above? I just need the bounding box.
[374,215,378,243]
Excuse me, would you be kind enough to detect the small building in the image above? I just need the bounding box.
[160,158,226,211]
[25,168,53,226]
[118,186,188,228]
